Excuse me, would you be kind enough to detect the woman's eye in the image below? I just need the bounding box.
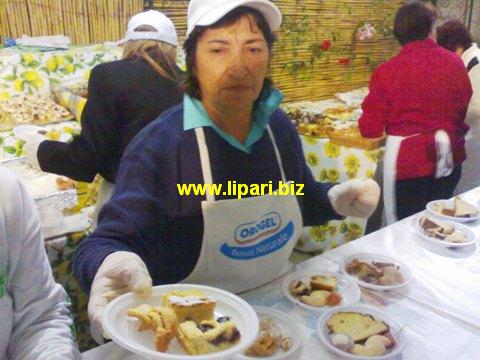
[248,48,262,54]
[210,49,224,54]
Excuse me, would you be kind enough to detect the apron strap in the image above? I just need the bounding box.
[195,127,215,202]
[194,125,288,202]
[266,125,287,183]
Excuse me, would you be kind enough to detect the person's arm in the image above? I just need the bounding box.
[7,177,80,360]
[73,143,164,294]
[358,69,389,138]
[37,63,122,182]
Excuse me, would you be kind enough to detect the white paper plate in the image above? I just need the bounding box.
[235,307,302,360]
[340,253,413,291]
[282,269,361,312]
[316,305,407,360]
[413,216,478,248]
[102,284,259,360]
[426,199,480,223]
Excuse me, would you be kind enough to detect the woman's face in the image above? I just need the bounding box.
[194,14,270,112]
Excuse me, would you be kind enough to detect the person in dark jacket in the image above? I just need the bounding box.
[22,10,183,220]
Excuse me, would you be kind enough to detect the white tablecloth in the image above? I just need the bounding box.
[82,188,480,360]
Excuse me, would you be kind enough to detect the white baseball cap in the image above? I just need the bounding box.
[186,0,282,38]
[120,10,177,46]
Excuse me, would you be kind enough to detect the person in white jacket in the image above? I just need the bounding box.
[437,20,480,194]
[0,167,80,360]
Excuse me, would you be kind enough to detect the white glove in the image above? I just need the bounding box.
[328,178,380,218]
[88,251,152,343]
[20,133,46,168]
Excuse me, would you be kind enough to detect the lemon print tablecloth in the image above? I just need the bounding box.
[296,135,384,253]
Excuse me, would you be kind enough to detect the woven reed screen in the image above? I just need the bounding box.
[0,0,403,101]
[150,0,403,102]
[0,0,143,45]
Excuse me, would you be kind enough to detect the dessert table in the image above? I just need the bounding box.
[82,188,480,359]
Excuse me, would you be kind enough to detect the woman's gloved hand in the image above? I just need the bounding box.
[328,178,380,218]
[20,133,46,168]
[88,251,152,343]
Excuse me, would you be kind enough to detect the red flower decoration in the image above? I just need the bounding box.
[338,58,351,66]
[321,40,332,51]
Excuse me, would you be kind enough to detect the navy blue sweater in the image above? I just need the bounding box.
[73,104,341,293]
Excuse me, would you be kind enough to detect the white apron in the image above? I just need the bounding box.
[383,130,454,225]
[181,126,303,293]
[91,179,115,228]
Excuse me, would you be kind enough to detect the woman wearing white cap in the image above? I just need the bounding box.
[21,10,183,222]
[74,0,380,338]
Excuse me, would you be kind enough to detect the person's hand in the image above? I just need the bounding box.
[20,133,46,168]
[88,251,152,343]
[328,178,380,218]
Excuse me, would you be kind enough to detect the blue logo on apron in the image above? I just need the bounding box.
[220,221,294,260]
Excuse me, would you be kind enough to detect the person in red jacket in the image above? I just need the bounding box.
[359,1,472,224]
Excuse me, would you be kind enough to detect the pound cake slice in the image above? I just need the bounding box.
[177,318,241,355]
[327,312,389,342]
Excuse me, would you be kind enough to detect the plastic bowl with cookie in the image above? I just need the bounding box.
[414,215,477,248]
[316,305,406,359]
[282,269,361,312]
[235,306,302,360]
[340,253,413,291]
[426,197,480,223]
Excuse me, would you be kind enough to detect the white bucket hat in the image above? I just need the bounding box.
[120,10,177,46]
[186,0,282,38]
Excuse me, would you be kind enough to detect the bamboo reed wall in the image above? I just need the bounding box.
[0,0,143,45]
[0,0,404,101]
[151,0,403,101]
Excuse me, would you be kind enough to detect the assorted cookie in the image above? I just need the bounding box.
[245,317,292,357]
[346,259,405,286]
[419,216,467,243]
[0,95,71,126]
[288,274,343,308]
[127,290,241,355]
[432,197,479,218]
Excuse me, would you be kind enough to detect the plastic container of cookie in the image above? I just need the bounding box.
[235,306,303,360]
[282,269,361,312]
[0,157,77,210]
[102,284,259,360]
[316,305,407,360]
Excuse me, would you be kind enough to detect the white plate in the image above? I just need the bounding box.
[282,269,361,312]
[102,284,259,360]
[235,307,302,360]
[340,253,413,291]
[426,199,480,223]
[414,216,478,248]
[316,305,407,360]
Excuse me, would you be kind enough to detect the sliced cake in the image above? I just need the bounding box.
[326,312,389,342]
[176,318,241,355]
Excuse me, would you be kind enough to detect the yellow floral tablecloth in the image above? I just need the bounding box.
[296,135,384,253]
[45,231,96,351]
[0,44,122,100]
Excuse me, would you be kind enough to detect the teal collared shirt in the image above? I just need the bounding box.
[183,88,284,153]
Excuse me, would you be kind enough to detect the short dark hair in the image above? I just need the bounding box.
[393,1,437,45]
[436,20,473,52]
[183,6,276,99]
